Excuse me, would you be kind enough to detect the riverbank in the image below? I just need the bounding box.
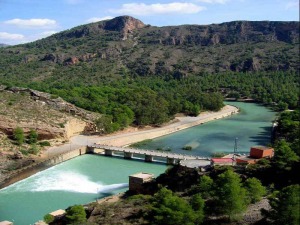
[70,104,239,147]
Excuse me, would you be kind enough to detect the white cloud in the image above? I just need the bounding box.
[40,30,58,37]
[4,18,57,28]
[0,32,24,40]
[195,0,229,3]
[285,1,299,10]
[109,2,205,15]
[86,16,113,23]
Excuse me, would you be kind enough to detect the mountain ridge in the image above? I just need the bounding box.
[0,16,299,85]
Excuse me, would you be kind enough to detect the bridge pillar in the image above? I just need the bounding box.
[124,152,133,159]
[167,158,176,165]
[145,155,153,162]
[105,149,114,156]
[86,146,95,154]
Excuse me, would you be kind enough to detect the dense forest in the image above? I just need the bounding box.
[1,70,298,133]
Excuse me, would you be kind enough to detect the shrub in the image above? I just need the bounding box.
[39,141,51,147]
[182,145,192,150]
[14,127,24,145]
[43,214,54,224]
[28,144,39,155]
[27,129,38,144]
[66,205,87,224]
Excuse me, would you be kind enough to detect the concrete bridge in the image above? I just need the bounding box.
[87,144,209,165]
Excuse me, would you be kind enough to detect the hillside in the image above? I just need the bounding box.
[0,86,98,180]
[0,44,9,48]
[0,16,298,87]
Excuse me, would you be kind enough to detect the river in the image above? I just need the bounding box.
[0,102,276,224]
[140,102,277,156]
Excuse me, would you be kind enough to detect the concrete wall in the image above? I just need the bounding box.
[0,147,86,189]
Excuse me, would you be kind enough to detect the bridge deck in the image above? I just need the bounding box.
[90,144,209,160]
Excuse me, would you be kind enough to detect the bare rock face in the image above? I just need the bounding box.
[103,16,145,39]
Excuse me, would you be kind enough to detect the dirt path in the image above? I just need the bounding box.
[45,105,239,156]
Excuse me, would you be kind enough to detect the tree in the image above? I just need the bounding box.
[27,129,38,144]
[190,194,205,224]
[244,177,266,203]
[95,115,116,134]
[266,185,300,225]
[14,127,24,145]
[150,187,201,225]
[195,175,214,198]
[273,140,299,170]
[66,205,87,224]
[214,170,247,221]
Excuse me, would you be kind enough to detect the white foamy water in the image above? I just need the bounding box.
[2,170,128,194]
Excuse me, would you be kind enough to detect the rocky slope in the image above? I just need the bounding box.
[0,16,298,86]
[0,87,99,179]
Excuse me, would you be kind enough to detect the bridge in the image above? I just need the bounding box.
[87,144,210,165]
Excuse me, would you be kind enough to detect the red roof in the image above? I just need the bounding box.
[211,158,234,163]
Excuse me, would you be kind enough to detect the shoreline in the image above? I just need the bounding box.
[79,104,239,147]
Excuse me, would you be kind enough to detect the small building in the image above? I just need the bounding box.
[250,146,274,159]
[236,157,258,165]
[211,158,235,166]
[0,221,13,225]
[129,172,154,193]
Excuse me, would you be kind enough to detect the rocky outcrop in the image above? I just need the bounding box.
[103,16,145,39]
[0,117,65,140]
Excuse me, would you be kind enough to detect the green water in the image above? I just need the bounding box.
[140,102,277,156]
[0,102,276,224]
[0,155,167,225]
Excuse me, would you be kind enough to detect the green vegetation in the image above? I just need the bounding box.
[149,187,204,225]
[39,141,51,147]
[66,205,87,224]
[214,170,248,220]
[265,184,300,225]
[27,129,38,144]
[244,177,266,203]
[13,127,24,145]
[43,214,54,224]
[182,145,193,150]
[129,139,152,148]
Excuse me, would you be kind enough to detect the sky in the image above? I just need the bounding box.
[0,0,299,45]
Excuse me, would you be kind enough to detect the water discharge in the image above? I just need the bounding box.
[0,155,166,225]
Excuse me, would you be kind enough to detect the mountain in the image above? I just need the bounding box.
[0,16,299,86]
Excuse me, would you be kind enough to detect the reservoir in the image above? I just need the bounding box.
[140,102,277,156]
[0,102,276,224]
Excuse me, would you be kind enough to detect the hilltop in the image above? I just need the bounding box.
[0,16,298,87]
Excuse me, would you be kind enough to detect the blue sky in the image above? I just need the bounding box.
[0,0,299,45]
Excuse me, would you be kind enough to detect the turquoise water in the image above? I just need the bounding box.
[0,102,276,224]
[0,155,167,225]
[140,102,277,156]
